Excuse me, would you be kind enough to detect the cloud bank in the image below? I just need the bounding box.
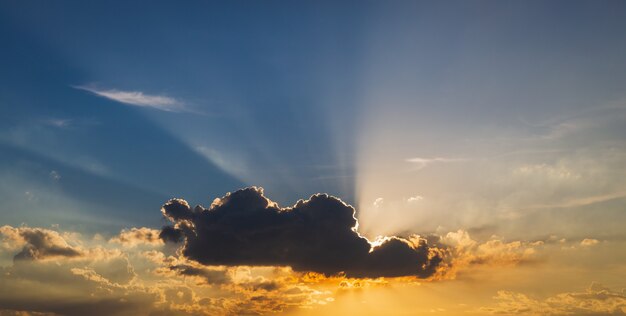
[160,187,443,278]
[0,211,600,315]
[0,225,333,315]
[481,283,626,315]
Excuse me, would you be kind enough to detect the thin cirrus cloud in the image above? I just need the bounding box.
[74,86,187,113]
[405,157,466,170]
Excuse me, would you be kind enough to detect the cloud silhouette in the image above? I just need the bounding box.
[169,264,231,285]
[160,187,442,278]
[0,226,82,261]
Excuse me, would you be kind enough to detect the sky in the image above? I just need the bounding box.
[1,1,626,315]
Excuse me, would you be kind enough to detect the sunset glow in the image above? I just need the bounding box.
[1,1,626,315]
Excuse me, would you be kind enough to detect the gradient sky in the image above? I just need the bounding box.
[1,1,626,315]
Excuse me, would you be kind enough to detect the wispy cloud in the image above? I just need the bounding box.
[479,282,626,316]
[75,86,186,112]
[405,157,465,170]
[43,118,72,128]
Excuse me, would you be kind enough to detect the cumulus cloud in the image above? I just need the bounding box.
[580,238,600,247]
[0,226,82,261]
[433,229,543,279]
[0,226,156,315]
[1,189,609,315]
[481,282,626,315]
[0,224,333,315]
[75,86,186,112]
[160,187,443,278]
[0,204,610,315]
[109,227,164,248]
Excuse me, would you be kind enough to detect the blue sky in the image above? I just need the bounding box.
[2,2,626,315]
[1,1,626,234]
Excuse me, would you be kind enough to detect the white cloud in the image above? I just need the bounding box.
[49,170,61,181]
[44,118,72,128]
[75,86,186,112]
[580,238,599,247]
[407,195,423,203]
[405,157,465,170]
[513,163,581,180]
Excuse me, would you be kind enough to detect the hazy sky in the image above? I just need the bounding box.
[1,1,626,315]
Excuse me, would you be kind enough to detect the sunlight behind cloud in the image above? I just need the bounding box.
[2,1,626,315]
[193,145,249,182]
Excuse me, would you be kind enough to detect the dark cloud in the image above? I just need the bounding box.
[160,187,442,278]
[159,225,184,243]
[9,227,82,261]
[249,281,280,292]
[169,264,231,285]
